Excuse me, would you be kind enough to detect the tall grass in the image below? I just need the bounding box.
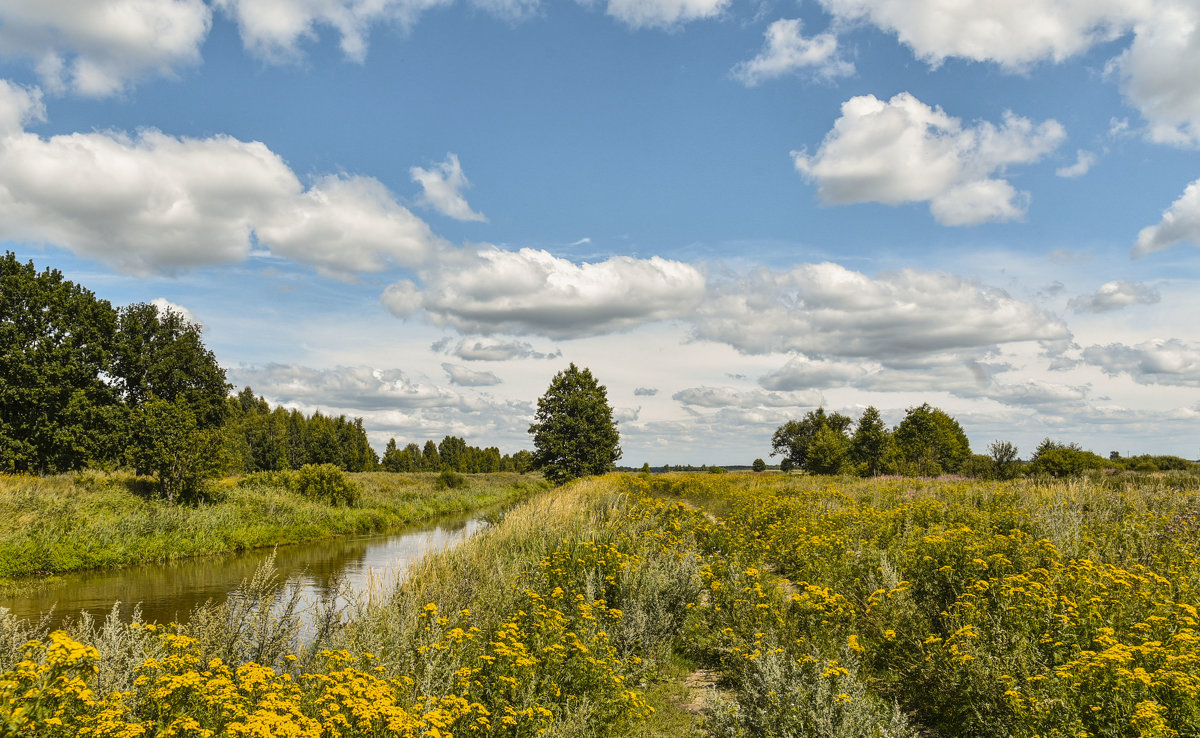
[0,471,547,582]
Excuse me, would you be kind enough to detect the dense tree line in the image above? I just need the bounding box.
[380,434,533,474]
[223,387,378,473]
[772,403,972,477]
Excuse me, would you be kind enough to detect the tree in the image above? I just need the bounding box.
[752,458,767,472]
[893,403,971,476]
[771,407,852,474]
[850,406,892,477]
[127,397,223,503]
[806,425,852,475]
[1027,439,1105,478]
[988,440,1020,480]
[0,253,119,473]
[111,302,229,429]
[528,363,621,485]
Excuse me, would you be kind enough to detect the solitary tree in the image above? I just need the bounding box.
[752,458,767,472]
[528,364,621,485]
[988,440,1020,480]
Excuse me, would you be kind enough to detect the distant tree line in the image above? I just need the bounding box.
[380,435,533,474]
[772,403,1198,479]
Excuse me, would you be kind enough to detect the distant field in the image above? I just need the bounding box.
[0,470,547,582]
[4,471,1199,736]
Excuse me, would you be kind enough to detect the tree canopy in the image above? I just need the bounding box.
[528,363,622,485]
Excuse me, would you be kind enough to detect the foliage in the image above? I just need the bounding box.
[0,253,118,474]
[436,468,468,490]
[126,397,224,503]
[771,408,853,473]
[292,463,362,506]
[111,302,229,429]
[893,403,971,475]
[988,439,1020,479]
[1027,439,1108,478]
[752,458,767,473]
[850,406,894,477]
[224,388,379,474]
[529,364,622,485]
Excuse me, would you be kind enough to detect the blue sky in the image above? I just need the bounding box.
[2,0,1199,464]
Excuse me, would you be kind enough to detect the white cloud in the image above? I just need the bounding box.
[633,387,659,396]
[381,280,423,317]
[1134,178,1200,256]
[442,362,502,386]
[1056,149,1097,178]
[214,0,451,63]
[759,355,869,390]
[0,79,42,134]
[818,0,1200,148]
[411,153,487,222]
[818,0,1140,68]
[150,297,198,326]
[731,18,852,86]
[1115,2,1200,147]
[1083,339,1200,387]
[1068,280,1160,312]
[695,262,1069,356]
[673,386,825,409]
[413,247,706,338]
[0,0,211,96]
[604,0,728,29]
[230,363,483,411]
[0,100,441,276]
[792,93,1064,225]
[445,337,560,361]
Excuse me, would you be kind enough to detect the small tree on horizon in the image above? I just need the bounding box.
[528,363,622,485]
[752,458,767,472]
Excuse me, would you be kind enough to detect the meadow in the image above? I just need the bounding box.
[4,471,1200,736]
[0,471,547,584]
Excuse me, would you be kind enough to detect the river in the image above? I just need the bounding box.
[1,508,492,629]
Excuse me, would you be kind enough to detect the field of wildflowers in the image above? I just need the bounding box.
[4,471,1200,736]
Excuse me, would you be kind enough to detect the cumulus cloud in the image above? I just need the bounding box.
[694,262,1068,357]
[731,18,852,86]
[1115,2,1200,147]
[673,386,825,409]
[1083,339,1200,387]
[759,356,868,390]
[792,93,1064,225]
[214,0,450,62]
[1068,280,1160,312]
[605,0,728,29]
[633,387,659,396]
[0,0,211,96]
[1056,149,1097,178]
[445,337,560,361]
[410,247,706,338]
[150,297,199,326]
[1134,178,1200,257]
[442,362,502,386]
[0,90,441,276]
[229,364,483,411]
[817,0,1138,68]
[818,0,1200,148]
[411,153,487,222]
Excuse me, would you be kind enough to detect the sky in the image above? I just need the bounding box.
[2,0,1199,466]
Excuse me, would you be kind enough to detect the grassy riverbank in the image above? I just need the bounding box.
[0,470,548,583]
[5,472,1200,736]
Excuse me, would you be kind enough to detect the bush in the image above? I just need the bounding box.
[436,468,468,490]
[291,463,361,506]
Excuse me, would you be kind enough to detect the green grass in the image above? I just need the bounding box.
[0,470,548,582]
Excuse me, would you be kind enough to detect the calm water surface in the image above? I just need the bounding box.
[1,509,491,628]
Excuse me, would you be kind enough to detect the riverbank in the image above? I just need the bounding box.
[0,470,548,585]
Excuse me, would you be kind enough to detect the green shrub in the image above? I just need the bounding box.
[291,463,361,506]
[436,468,468,490]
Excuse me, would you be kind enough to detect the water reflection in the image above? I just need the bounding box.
[2,510,488,628]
